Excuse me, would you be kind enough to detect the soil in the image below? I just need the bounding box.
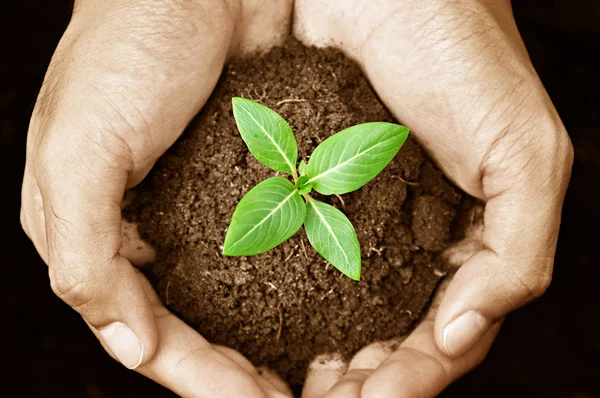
[125,39,471,392]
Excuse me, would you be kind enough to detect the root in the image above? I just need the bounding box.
[300,238,309,259]
[276,98,307,107]
[321,287,335,300]
[245,84,269,103]
[284,247,296,263]
[369,246,385,256]
[334,194,345,208]
[398,176,420,186]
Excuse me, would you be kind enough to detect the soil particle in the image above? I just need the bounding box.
[125,39,470,392]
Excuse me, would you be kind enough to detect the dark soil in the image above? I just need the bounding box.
[125,39,469,391]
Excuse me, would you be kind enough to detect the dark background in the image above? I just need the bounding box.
[1,1,598,396]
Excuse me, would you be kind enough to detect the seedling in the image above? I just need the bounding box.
[223,97,409,280]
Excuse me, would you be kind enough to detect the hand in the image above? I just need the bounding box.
[22,0,573,396]
[295,0,573,396]
[20,0,293,396]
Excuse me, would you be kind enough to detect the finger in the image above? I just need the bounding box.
[328,219,489,398]
[347,339,405,370]
[348,3,573,358]
[38,162,157,370]
[325,369,372,398]
[214,347,292,397]
[27,131,156,369]
[301,355,346,398]
[258,367,294,397]
[86,271,270,398]
[118,229,290,397]
[317,206,486,397]
[434,133,572,357]
[323,339,402,397]
[361,280,502,398]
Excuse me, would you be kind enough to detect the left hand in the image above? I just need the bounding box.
[295,0,573,396]
[21,0,294,396]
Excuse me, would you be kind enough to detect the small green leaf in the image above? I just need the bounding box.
[223,177,305,256]
[295,175,313,195]
[298,159,308,176]
[297,183,314,195]
[304,199,361,280]
[232,97,298,175]
[295,175,310,188]
[306,122,409,194]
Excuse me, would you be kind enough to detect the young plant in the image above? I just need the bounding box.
[223,97,409,280]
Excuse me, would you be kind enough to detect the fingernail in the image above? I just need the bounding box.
[442,311,489,357]
[99,322,144,369]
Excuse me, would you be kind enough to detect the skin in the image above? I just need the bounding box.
[21,0,573,397]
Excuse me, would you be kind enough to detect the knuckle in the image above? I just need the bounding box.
[501,258,553,301]
[79,108,136,171]
[50,269,95,310]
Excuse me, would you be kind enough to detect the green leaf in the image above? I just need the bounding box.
[223,177,305,256]
[295,175,310,188]
[297,183,313,195]
[298,159,308,176]
[232,97,298,175]
[304,199,361,280]
[306,122,409,194]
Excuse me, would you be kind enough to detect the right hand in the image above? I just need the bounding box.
[20,0,293,396]
[295,1,572,396]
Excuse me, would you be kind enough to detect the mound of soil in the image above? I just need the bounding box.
[125,39,470,391]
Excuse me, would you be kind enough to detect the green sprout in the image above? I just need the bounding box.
[223,97,409,280]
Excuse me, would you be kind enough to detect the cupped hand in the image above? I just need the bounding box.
[295,0,573,396]
[20,0,293,396]
[22,0,573,397]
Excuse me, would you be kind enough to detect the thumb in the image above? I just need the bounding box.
[434,117,573,358]
[33,129,156,368]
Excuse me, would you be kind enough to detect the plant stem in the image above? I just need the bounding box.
[302,193,313,202]
[292,169,299,183]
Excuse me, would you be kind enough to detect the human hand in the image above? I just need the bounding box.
[23,0,573,396]
[20,0,293,396]
[295,0,573,396]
